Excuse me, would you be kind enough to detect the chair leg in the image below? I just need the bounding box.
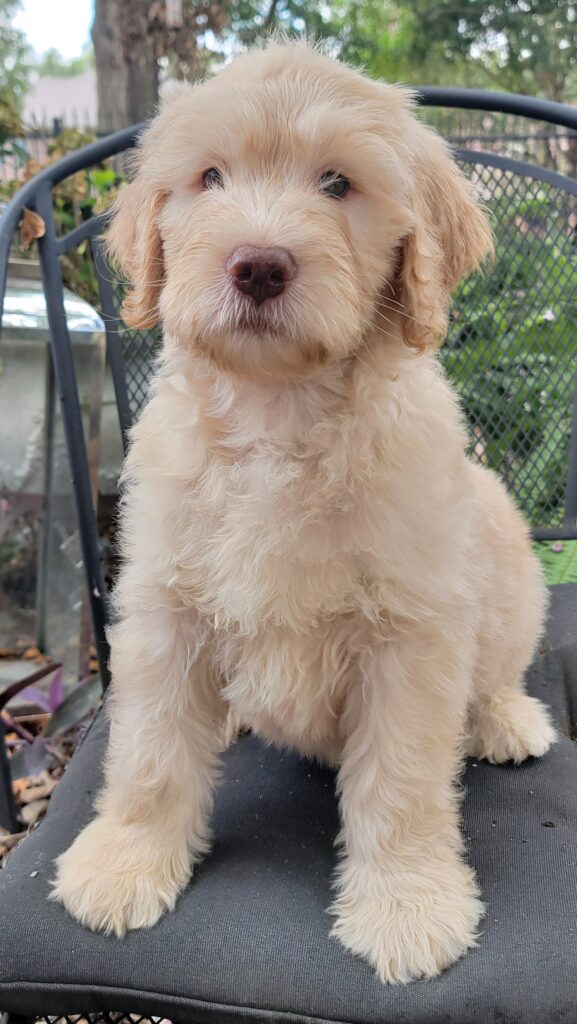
[0,716,19,833]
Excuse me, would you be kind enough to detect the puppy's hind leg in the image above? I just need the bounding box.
[52,599,224,935]
[467,542,556,765]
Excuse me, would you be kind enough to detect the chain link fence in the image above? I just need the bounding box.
[441,151,577,530]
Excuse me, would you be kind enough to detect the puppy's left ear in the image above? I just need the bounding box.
[395,127,493,351]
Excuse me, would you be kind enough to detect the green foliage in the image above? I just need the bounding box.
[1,128,121,304]
[0,3,30,167]
[0,86,27,166]
[36,46,95,79]
[0,0,31,109]
[440,176,577,529]
[47,133,120,304]
[441,0,577,101]
[237,0,577,101]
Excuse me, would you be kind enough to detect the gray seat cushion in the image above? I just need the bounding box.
[1,585,577,1024]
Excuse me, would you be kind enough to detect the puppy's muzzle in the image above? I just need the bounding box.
[227,245,296,306]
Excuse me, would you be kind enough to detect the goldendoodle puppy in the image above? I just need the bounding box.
[53,39,556,984]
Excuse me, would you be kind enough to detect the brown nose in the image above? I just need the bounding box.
[227,245,296,305]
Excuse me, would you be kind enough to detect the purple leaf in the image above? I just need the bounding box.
[44,675,102,738]
[48,667,64,711]
[0,662,61,712]
[18,666,64,713]
[18,685,52,712]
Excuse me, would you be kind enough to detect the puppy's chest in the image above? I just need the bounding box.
[169,446,372,632]
[217,619,362,761]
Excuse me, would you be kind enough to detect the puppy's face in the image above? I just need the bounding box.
[109,43,492,377]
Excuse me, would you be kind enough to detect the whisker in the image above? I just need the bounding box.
[357,309,398,344]
[374,300,423,327]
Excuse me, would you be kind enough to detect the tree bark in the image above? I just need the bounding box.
[92,0,229,131]
[125,50,159,125]
[120,0,160,125]
[92,0,159,132]
[91,0,129,133]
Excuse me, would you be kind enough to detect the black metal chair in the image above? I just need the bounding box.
[1,89,577,1024]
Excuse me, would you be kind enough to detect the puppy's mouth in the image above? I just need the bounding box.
[229,297,286,336]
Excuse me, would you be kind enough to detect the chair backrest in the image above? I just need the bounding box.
[1,90,577,685]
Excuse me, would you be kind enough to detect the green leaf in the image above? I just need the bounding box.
[89,168,116,192]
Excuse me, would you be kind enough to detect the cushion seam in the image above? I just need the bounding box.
[0,981,363,1024]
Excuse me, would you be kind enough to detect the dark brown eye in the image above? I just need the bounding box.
[319,170,350,198]
[202,167,224,189]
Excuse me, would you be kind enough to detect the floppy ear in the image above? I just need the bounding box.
[106,178,166,330]
[395,128,493,351]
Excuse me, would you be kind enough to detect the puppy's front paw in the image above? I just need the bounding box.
[467,692,556,764]
[51,815,192,935]
[331,856,483,984]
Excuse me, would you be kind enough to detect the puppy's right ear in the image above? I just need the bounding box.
[106,177,166,330]
[105,82,201,330]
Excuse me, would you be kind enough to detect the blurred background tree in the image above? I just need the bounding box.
[0,0,29,164]
[92,0,230,131]
[364,0,577,101]
[0,0,30,107]
[36,45,94,78]
[89,0,577,131]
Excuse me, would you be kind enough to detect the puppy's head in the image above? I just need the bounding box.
[108,40,492,377]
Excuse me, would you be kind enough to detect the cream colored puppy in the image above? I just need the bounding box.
[53,40,556,984]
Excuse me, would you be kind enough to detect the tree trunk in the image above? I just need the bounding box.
[126,34,159,124]
[92,0,160,133]
[92,0,129,133]
[121,0,160,126]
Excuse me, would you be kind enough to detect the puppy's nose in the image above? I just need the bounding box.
[227,245,296,305]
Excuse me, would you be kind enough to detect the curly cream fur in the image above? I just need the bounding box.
[52,39,555,983]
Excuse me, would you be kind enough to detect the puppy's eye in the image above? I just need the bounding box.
[202,167,224,190]
[319,170,350,199]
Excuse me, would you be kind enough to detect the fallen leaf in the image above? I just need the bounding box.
[19,775,56,803]
[22,646,50,663]
[11,777,30,796]
[20,798,49,824]
[0,830,27,856]
[20,209,46,250]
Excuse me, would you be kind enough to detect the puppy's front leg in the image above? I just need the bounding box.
[52,604,223,935]
[332,629,482,984]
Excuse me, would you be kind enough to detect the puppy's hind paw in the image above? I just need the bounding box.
[467,692,556,765]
